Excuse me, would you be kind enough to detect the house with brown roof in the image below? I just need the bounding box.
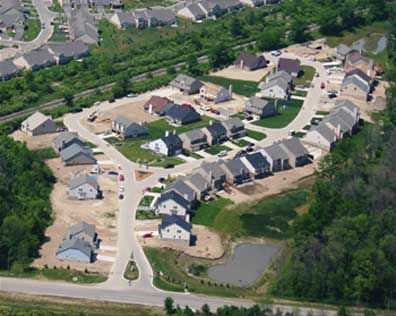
[144,96,173,115]
[277,57,301,78]
[234,52,267,71]
[344,51,374,77]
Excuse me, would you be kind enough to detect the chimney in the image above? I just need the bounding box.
[184,194,189,201]
[165,130,169,137]
[149,104,153,114]
[173,130,176,135]
[209,120,213,126]
[229,85,233,97]
[337,124,341,137]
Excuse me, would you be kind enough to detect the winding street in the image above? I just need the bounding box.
[0,54,338,315]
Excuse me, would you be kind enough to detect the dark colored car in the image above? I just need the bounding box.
[159,177,166,183]
[108,98,116,103]
[164,164,175,169]
[119,194,124,200]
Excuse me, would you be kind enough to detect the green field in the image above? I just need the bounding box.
[253,99,303,129]
[199,75,260,97]
[23,18,41,41]
[204,144,232,155]
[294,66,316,86]
[192,198,232,227]
[245,129,267,140]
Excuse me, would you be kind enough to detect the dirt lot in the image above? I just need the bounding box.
[11,130,59,150]
[32,158,119,274]
[136,220,224,259]
[218,161,318,205]
[285,40,334,60]
[210,63,275,82]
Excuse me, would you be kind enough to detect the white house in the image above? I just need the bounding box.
[68,173,99,200]
[304,124,338,151]
[20,111,57,136]
[156,190,190,217]
[158,214,192,245]
[199,83,232,104]
[147,134,183,157]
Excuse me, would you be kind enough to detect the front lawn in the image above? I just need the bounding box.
[23,18,41,41]
[294,66,316,86]
[291,90,308,97]
[245,129,267,140]
[192,198,232,227]
[232,138,250,147]
[199,75,260,97]
[204,144,232,155]
[139,195,154,207]
[252,99,303,129]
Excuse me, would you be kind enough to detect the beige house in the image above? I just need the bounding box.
[21,111,57,136]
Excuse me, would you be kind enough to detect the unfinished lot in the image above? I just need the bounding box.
[11,130,59,150]
[210,63,274,82]
[136,220,224,259]
[285,41,334,60]
[31,157,119,274]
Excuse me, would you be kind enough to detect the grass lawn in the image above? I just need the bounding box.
[204,144,232,155]
[136,210,160,220]
[232,138,250,147]
[123,261,139,281]
[294,131,306,138]
[122,0,174,10]
[175,115,216,134]
[0,267,107,284]
[291,90,308,97]
[245,129,267,140]
[49,0,63,12]
[294,66,316,86]
[231,112,248,120]
[183,150,204,159]
[192,198,232,227]
[23,18,41,41]
[139,195,154,207]
[252,99,303,129]
[150,186,163,193]
[315,111,330,115]
[199,75,260,97]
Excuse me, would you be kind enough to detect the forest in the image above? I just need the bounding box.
[272,20,396,308]
[0,137,55,270]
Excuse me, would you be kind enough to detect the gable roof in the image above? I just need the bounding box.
[247,96,269,109]
[278,137,308,158]
[170,74,202,88]
[222,158,249,176]
[69,173,98,190]
[144,95,172,113]
[166,178,196,202]
[65,221,96,239]
[266,70,292,84]
[222,117,244,131]
[22,111,52,130]
[47,41,89,58]
[244,152,270,170]
[180,129,206,142]
[0,60,18,78]
[260,143,289,161]
[56,237,93,257]
[261,76,289,91]
[344,68,371,84]
[335,43,353,56]
[159,214,192,232]
[165,104,201,123]
[234,52,266,69]
[203,122,227,137]
[21,48,56,66]
[146,6,175,23]
[157,190,190,210]
[312,123,338,143]
[277,57,300,74]
[53,131,82,149]
[60,143,95,161]
[200,161,226,180]
[185,172,210,192]
[161,134,183,149]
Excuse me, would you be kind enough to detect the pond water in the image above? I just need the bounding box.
[207,243,279,287]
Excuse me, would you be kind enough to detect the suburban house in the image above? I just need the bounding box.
[199,83,232,104]
[0,60,19,81]
[68,9,99,45]
[156,190,190,217]
[164,104,201,125]
[245,96,277,118]
[333,43,354,62]
[201,121,228,145]
[277,137,309,167]
[258,143,290,172]
[47,41,90,64]
[53,132,84,153]
[221,118,246,139]
[344,51,374,76]
[166,178,197,203]
[169,74,203,94]
[176,3,207,21]
[198,161,226,190]
[177,0,242,21]
[13,48,56,71]
[277,57,301,78]
[184,172,211,199]
[259,70,292,100]
[239,0,265,7]
[240,152,271,178]
[341,69,372,101]
[334,99,360,124]
[304,123,338,151]
[68,173,100,200]
[64,221,98,248]
[220,158,250,185]
[56,237,93,263]
[59,143,97,166]
[179,129,208,152]
[109,12,136,29]
[144,95,173,115]
[158,214,192,245]
[21,111,57,136]
[148,134,183,156]
[234,52,267,71]
[112,116,148,138]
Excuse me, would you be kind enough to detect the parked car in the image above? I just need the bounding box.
[271,50,281,56]
[119,194,124,200]
[182,103,191,108]
[145,186,151,192]
[143,232,154,238]
[93,101,101,106]
[119,174,125,181]
[127,93,137,98]
[210,108,220,115]
[108,98,116,103]
[246,116,253,121]
[234,150,247,159]
[164,164,175,169]
[158,177,165,183]
[320,82,326,89]
[107,171,118,176]
[217,150,228,157]
[119,186,125,192]
[56,127,68,132]
[200,105,210,111]
[315,72,320,78]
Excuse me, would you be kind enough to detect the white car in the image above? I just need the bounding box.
[93,101,101,106]
[271,50,281,57]
[217,150,228,157]
[200,105,210,111]
[119,186,125,193]
[127,93,137,98]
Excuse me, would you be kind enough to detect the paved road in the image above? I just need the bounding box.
[0,53,339,315]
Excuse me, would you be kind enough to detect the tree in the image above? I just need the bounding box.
[256,27,283,51]
[201,304,211,316]
[230,17,243,38]
[318,9,341,36]
[112,74,129,98]
[183,306,194,316]
[288,16,309,43]
[63,89,74,107]
[187,55,201,76]
[208,43,233,69]
[337,307,350,316]
[164,297,175,315]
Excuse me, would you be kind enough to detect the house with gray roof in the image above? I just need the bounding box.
[109,12,136,29]
[13,48,56,71]
[259,70,291,100]
[165,104,201,125]
[277,58,301,77]
[184,172,211,199]
[220,158,250,185]
[60,143,97,166]
[258,143,290,172]
[245,96,277,119]
[240,152,270,178]
[176,3,207,21]
[166,178,197,203]
[47,41,89,64]
[56,237,93,263]
[276,137,309,167]
[333,43,354,61]
[221,117,246,139]
[0,60,19,80]
[112,116,148,139]
[69,10,99,45]
[156,190,191,217]
[304,123,338,151]
[198,161,226,190]
[64,221,98,248]
[334,99,360,123]
[159,214,192,245]
[21,111,56,136]
[179,129,208,152]
[146,6,176,27]
[239,0,264,7]
[169,74,203,95]
[341,69,371,101]
[68,173,100,200]
[53,131,84,153]
[201,121,227,145]
[234,52,267,71]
